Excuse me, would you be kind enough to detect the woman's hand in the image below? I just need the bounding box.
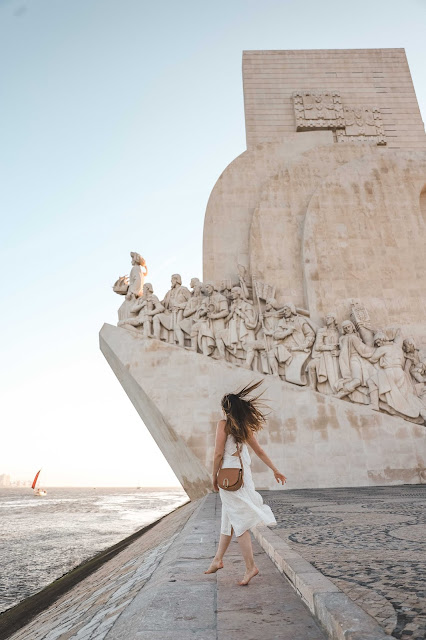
[274,470,287,485]
[213,477,219,492]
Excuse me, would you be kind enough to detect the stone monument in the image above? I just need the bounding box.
[101,49,426,499]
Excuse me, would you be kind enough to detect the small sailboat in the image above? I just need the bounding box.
[32,469,47,497]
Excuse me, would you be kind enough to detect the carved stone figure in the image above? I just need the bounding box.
[367,330,426,422]
[179,278,206,350]
[308,313,340,394]
[152,274,191,347]
[335,320,376,404]
[117,252,148,322]
[271,303,315,385]
[245,298,282,374]
[196,282,229,357]
[221,287,258,362]
[128,252,148,298]
[216,280,234,305]
[403,339,426,402]
[118,283,163,337]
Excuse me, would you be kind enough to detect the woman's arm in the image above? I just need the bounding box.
[212,420,227,491]
[247,432,287,485]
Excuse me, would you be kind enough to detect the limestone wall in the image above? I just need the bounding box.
[249,143,376,308]
[203,131,333,283]
[243,49,426,150]
[303,151,426,339]
[100,324,426,500]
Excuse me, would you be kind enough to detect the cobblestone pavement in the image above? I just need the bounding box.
[261,485,426,640]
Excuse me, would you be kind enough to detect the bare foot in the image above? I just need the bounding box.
[204,559,224,574]
[239,566,259,585]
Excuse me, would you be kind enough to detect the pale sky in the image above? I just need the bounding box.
[1,0,425,487]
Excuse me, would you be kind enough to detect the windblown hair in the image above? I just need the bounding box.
[221,381,267,444]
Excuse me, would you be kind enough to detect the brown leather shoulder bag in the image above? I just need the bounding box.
[217,443,244,491]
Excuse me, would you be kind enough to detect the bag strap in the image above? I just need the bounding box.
[218,440,244,475]
[235,441,243,472]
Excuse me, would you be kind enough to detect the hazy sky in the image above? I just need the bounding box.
[1,0,425,487]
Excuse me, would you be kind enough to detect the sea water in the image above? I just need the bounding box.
[0,486,188,613]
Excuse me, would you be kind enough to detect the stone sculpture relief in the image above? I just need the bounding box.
[293,91,344,130]
[271,303,315,386]
[153,274,191,347]
[112,262,426,425]
[292,91,386,145]
[308,313,340,395]
[118,282,163,337]
[116,252,148,322]
[368,329,426,422]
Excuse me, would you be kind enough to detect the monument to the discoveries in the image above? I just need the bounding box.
[101,49,426,499]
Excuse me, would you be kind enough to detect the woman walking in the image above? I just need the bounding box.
[205,381,287,585]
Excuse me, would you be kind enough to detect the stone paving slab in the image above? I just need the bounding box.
[260,485,426,640]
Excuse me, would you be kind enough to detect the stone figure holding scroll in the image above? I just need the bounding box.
[153,274,191,347]
[308,313,340,394]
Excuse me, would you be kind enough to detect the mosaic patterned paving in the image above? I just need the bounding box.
[261,485,426,640]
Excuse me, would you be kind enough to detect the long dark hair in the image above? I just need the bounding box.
[221,380,267,444]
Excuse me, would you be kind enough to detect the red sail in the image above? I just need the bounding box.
[32,469,41,490]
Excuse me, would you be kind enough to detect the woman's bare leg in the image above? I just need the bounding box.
[236,530,259,585]
[204,531,233,573]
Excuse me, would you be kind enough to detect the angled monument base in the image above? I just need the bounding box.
[100,324,426,499]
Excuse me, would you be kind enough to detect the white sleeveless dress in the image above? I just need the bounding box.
[219,434,276,537]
